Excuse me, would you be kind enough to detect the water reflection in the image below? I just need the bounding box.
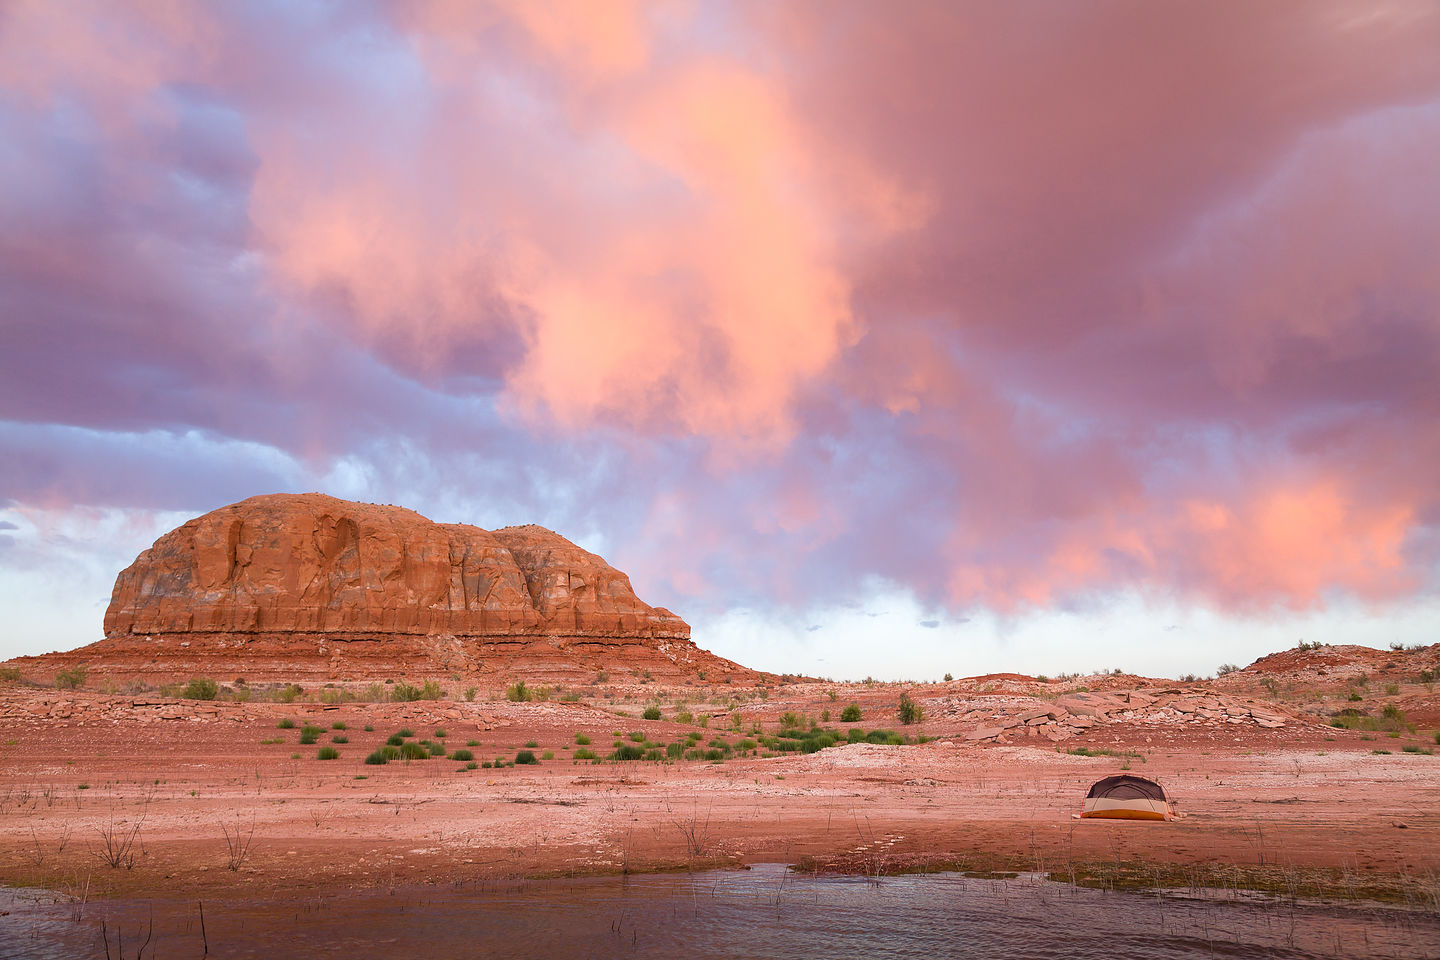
[4,865,1437,959]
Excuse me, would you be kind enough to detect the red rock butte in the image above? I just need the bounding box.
[42,493,755,684]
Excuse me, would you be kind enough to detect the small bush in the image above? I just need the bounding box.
[381,745,401,760]
[299,726,323,745]
[277,683,303,703]
[609,745,644,761]
[363,724,374,732]
[525,740,539,748]
[397,728,415,738]
[434,728,447,738]
[54,666,88,690]
[575,733,591,745]
[391,682,421,702]
[277,718,296,730]
[332,735,348,744]
[506,681,532,702]
[1384,683,1400,696]
[182,677,219,700]
[386,733,405,746]
[542,750,555,760]
[675,710,694,725]
[848,727,865,742]
[643,706,662,721]
[1348,691,1363,702]
[331,721,347,730]
[0,666,21,682]
[399,742,429,760]
[779,711,802,728]
[465,686,477,701]
[629,731,645,742]
[573,748,597,760]
[515,750,539,765]
[364,749,388,765]
[943,673,953,682]
[840,704,862,723]
[1402,744,1433,755]
[450,749,474,761]
[426,742,447,757]
[317,746,339,760]
[419,681,443,700]
[897,691,924,725]
[1216,663,1239,676]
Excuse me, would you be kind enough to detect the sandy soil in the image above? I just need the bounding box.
[2,676,1438,909]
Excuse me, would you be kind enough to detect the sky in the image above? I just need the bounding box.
[2,1,1438,680]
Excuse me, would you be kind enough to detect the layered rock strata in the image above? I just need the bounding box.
[36,493,746,683]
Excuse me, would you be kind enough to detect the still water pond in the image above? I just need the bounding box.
[5,865,1438,959]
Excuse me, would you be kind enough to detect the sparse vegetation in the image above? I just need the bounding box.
[180,677,219,700]
[450,749,473,761]
[298,725,323,745]
[841,704,862,723]
[575,733,591,745]
[317,747,339,760]
[1064,746,1145,762]
[506,680,532,702]
[897,691,924,725]
[573,748,597,760]
[0,666,20,682]
[643,706,662,721]
[277,718,296,730]
[1216,663,1239,675]
[515,750,538,765]
[364,749,389,765]
[54,666,88,690]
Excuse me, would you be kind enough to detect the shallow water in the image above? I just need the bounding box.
[4,866,1438,959]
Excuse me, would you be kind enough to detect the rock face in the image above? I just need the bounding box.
[70,493,744,683]
[105,494,688,640]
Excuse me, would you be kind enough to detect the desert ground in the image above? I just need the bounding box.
[2,644,1438,914]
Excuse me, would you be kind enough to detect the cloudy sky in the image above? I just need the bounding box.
[3,1,1438,679]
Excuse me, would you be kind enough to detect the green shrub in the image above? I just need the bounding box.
[419,681,443,700]
[525,740,539,748]
[609,745,644,761]
[317,746,339,760]
[397,728,415,738]
[897,691,923,725]
[364,749,388,765]
[465,686,477,701]
[386,733,405,746]
[848,727,865,742]
[381,745,401,760]
[481,761,494,768]
[575,733,591,745]
[1385,683,1400,696]
[840,704,862,723]
[542,750,555,760]
[573,748,597,760]
[391,682,421,702]
[1402,744,1433,755]
[182,677,219,700]
[277,718,296,729]
[399,742,429,760]
[277,683,303,703]
[54,666,88,690]
[515,750,539,765]
[363,724,374,732]
[779,711,801,728]
[0,666,21,682]
[675,710,694,725]
[426,742,447,757]
[643,706,662,721]
[629,731,645,742]
[450,749,474,761]
[434,728,447,738]
[665,741,685,759]
[506,680,532,702]
[332,721,347,730]
[299,726,323,745]
[464,761,479,770]
[332,735,348,744]
[466,739,480,747]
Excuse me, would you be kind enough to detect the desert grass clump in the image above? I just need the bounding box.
[399,742,429,761]
[317,747,339,760]
[298,725,324,745]
[277,718,296,730]
[182,677,219,700]
[542,750,555,760]
[506,680,532,702]
[397,727,415,738]
[841,704,862,723]
[1402,744,1433,755]
[364,749,389,765]
[609,745,645,761]
[643,705,662,721]
[55,666,88,690]
[450,749,474,762]
[515,750,539,765]
[434,728,447,738]
[0,666,21,682]
[386,733,405,746]
[464,761,479,770]
[390,682,422,702]
[575,733,591,745]
[332,735,348,744]
[467,739,480,747]
[525,739,539,748]
[573,748,597,760]
[331,721,347,730]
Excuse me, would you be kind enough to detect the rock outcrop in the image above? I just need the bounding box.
[105,493,689,640]
[28,493,749,684]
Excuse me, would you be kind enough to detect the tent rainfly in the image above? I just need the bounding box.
[1081,774,1175,821]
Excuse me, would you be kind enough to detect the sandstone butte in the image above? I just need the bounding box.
[28,493,755,685]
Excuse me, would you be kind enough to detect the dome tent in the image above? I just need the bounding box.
[1080,774,1175,821]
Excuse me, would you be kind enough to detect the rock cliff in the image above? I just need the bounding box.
[47,493,748,683]
[104,494,689,640]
